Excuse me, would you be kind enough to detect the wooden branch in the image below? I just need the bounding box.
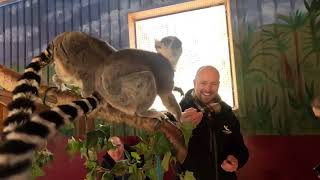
[0,64,82,131]
[0,64,80,105]
[0,65,161,130]
[0,64,187,161]
[0,65,160,130]
[0,65,20,92]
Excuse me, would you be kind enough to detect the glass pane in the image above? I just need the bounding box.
[135,5,235,109]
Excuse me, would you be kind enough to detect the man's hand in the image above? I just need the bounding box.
[221,155,238,172]
[181,108,203,126]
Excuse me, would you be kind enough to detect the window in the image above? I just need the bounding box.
[128,0,238,110]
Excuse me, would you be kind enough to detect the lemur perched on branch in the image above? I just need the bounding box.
[50,31,182,121]
[0,31,187,179]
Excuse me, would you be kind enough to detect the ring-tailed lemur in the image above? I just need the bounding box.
[49,31,182,121]
[0,50,102,179]
[0,32,183,179]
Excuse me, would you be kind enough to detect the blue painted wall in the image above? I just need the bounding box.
[0,0,191,135]
[0,0,189,75]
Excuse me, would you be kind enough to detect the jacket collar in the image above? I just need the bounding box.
[185,89,222,114]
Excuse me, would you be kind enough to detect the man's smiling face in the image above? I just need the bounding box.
[194,66,220,104]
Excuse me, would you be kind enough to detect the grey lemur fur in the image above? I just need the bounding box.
[51,31,182,121]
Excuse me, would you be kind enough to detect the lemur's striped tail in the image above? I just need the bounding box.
[0,46,102,179]
[0,94,101,179]
[2,47,52,135]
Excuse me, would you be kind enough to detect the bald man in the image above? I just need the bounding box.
[179,66,249,180]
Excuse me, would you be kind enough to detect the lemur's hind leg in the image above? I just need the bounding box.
[159,93,181,121]
[98,70,165,118]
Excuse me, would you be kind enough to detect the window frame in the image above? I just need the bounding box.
[127,0,239,110]
[0,0,19,7]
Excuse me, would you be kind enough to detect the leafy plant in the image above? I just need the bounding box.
[277,11,308,101]
[288,80,316,110]
[261,28,293,86]
[303,0,320,65]
[59,122,76,137]
[65,121,195,180]
[66,122,112,180]
[234,25,265,74]
[179,171,196,180]
[180,122,193,145]
[248,87,278,132]
[31,149,54,179]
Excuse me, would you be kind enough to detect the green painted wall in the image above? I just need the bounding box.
[230,0,320,134]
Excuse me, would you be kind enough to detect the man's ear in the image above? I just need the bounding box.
[193,79,196,86]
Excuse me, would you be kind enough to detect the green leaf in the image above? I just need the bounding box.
[31,163,45,178]
[181,122,194,144]
[80,145,88,158]
[130,151,141,161]
[135,142,149,153]
[88,149,98,161]
[106,140,116,150]
[129,165,134,174]
[96,123,111,137]
[183,171,196,180]
[161,151,171,171]
[35,149,54,167]
[85,160,98,180]
[154,132,172,155]
[65,84,82,94]
[86,130,106,148]
[102,172,114,180]
[66,137,82,156]
[146,167,157,180]
[59,123,75,137]
[142,155,154,170]
[85,160,97,170]
[124,150,132,162]
[112,160,128,176]
[86,169,96,180]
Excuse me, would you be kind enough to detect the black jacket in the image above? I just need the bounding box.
[179,89,249,180]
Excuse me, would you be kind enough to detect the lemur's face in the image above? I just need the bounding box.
[155,36,182,69]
